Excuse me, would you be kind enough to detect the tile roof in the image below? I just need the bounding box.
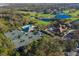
[4,29,43,48]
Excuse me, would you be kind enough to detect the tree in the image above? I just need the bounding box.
[24,35,65,56]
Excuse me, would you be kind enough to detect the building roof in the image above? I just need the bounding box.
[70,20,79,29]
[63,30,79,40]
[71,20,79,25]
[4,29,43,48]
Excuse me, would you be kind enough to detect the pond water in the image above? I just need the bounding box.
[39,12,71,22]
[39,18,53,22]
[55,14,71,19]
[55,12,71,19]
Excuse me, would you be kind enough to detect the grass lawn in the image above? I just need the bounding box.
[68,10,79,17]
[18,11,52,26]
[63,10,70,14]
[29,16,50,25]
[16,11,54,18]
[17,10,79,26]
[36,20,50,25]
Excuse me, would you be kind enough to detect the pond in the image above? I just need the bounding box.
[39,18,53,22]
[55,12,71,19]
[39,12,71,22]
[55,14,71,19]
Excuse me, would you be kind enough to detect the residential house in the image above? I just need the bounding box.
[4,25,43,48]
